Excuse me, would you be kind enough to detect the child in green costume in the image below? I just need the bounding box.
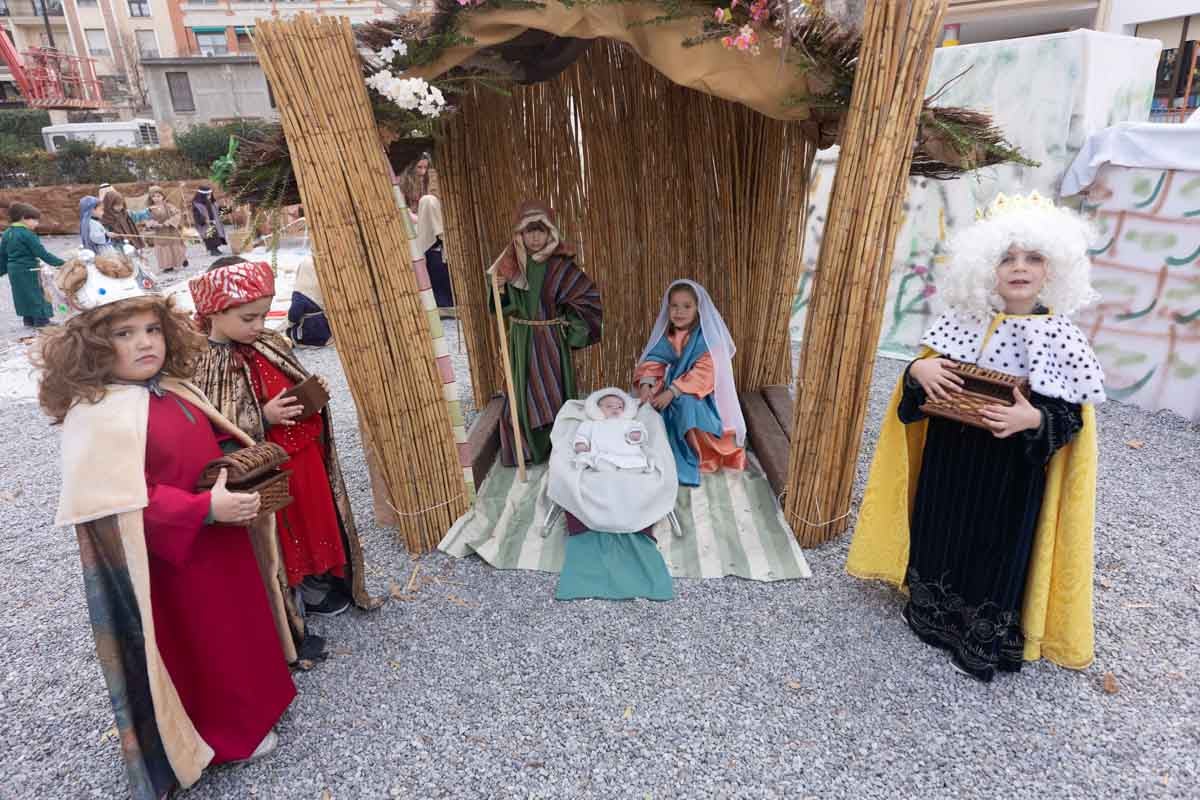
[0,203,64,328]
[487,201,603,466]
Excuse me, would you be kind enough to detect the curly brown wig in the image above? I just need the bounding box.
[33,295,207,424]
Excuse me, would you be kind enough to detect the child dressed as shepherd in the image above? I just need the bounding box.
[634,280,746,487]
[487,200,602,466]
[190,258,379,624]
[35,251,296,798]
[145,185,188,273]
[101,190,147,254]
[847,191,1105,683]
[192,186,227,256]
[0,202,64,327]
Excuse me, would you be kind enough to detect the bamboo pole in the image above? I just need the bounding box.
[252,14,466,553]
[784,0,949,547]
[490,270,527,482]
[437,40,809,402]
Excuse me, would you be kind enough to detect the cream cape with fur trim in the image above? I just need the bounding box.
[57,377,296,788]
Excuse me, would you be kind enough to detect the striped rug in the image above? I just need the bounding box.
[439,463,812,582]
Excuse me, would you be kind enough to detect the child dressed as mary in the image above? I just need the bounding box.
[634,280,746,487]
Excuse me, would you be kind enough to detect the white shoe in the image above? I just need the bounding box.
[236,730,278,764]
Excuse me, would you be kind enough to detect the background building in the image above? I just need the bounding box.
[140,0,413,143]
[4,0,1198,136]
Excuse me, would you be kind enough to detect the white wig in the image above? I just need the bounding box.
[938,203,1100,317]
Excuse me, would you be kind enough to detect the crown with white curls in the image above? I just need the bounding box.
[42,248,151,317]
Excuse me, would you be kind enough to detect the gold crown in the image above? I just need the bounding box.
[975,190,1056,221]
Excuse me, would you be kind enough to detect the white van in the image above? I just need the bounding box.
[42,118,161,153]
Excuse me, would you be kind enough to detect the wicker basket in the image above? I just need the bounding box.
[919,361,1031,430]
[195,442,294,516]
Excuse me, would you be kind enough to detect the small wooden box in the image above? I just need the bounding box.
[195,441,294,516]
[918,361,1031,429]
[280,375,330,420]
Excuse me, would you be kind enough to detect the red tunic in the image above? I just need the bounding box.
[244,350,347,587]
[143,392,296,764]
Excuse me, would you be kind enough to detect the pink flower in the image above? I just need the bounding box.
[922,284,937,298]
[714,7,724,20]
[912,265,928,275]
[721,36,734,48]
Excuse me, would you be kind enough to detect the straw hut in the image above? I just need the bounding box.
[245,0,1030,552]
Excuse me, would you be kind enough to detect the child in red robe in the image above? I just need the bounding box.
[37,250,295,799]
[190,258,376,619]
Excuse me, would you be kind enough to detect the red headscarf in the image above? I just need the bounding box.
[189,261,275,326]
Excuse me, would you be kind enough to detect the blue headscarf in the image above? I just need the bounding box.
[79,196,107,253]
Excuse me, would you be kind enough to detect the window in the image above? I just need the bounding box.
[85,29,110,57]
[135,29,158,58]
[166,71,194,112]
[31,0,63,15]
[0,1,9,17]
[235,31,252,52]
[76,0,96,5]
[194,31,228,55]
[138,122,159,145]
[127,0,150,16]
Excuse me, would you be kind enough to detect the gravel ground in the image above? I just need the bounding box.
[1,241,1197,799]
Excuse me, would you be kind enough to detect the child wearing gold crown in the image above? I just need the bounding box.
[847,191,1105,683]
[33,251,297,798]
[189,257,377,624]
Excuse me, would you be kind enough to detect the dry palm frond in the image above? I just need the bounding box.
[912,106,1038,179]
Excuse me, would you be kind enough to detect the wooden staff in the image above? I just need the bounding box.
[491,269,527,482]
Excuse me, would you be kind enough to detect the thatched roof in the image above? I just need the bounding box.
[226,2,1032,205]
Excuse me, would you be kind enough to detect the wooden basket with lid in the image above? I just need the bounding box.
[194,441,294,516]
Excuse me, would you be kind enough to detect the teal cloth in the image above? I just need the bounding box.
[0,223,63,318]
[556,532,674,601]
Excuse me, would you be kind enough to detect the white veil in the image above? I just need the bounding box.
[636,279,746,446]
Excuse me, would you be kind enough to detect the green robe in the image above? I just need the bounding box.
[0,223,64,318]
[491,255,600,464]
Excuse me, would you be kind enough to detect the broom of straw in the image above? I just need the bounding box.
[490,270,527,482]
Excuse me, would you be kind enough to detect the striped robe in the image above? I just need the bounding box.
[494,254,602,466]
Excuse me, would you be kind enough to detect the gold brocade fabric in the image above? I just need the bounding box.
[192,331,378,612]
[846,354,1099,670]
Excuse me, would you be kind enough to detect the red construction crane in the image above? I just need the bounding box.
[0,36,105,109]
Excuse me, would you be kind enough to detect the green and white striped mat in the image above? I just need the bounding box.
[439,462,812,582]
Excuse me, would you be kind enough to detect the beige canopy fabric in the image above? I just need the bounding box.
[410,3,815,121]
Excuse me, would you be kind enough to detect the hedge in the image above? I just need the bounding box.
[175,120,274,176]
[0,140,203,188]
[0,109,52,153]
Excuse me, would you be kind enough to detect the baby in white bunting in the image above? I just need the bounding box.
[572,387,652,473]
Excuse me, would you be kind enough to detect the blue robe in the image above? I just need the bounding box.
[642,329,725,487]
[286,292,331,347]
